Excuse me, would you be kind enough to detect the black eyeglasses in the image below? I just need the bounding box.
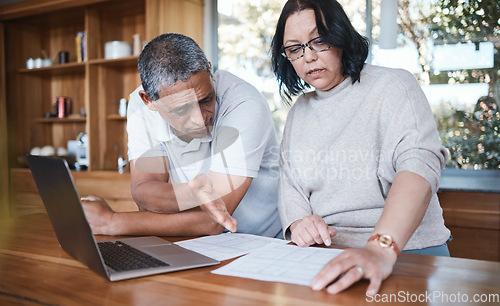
[281,36,331,61]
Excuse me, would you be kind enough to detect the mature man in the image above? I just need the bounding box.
[82,33,281,238]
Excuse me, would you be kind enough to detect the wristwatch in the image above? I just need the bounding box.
[368,233,401,256]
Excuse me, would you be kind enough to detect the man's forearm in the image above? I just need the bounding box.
[132,180,184,213]
[130,157,198,213]
[108,208,225,236]
[133,179,217,213]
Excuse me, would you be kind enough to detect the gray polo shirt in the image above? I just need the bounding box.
[127,70,282,238]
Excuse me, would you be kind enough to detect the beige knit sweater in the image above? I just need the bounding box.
[278,64,451,250]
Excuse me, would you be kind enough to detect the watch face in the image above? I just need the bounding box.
[378,234,393,248]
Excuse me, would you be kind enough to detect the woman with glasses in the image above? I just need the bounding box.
[271,0,451,296]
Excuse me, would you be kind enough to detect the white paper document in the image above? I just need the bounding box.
[211,244,343,286]
[174,233,289,261]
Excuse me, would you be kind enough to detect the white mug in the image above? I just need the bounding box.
[34,58,43,68]
[43,59,52,67]
[26,58,34,69]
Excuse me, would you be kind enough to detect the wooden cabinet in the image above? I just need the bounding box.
[0,0,204,218]
[439,191,500,262]
[10,168,137,216]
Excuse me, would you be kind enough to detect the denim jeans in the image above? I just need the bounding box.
[402,236,453,257]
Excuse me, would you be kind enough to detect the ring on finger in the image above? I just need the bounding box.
[354,265,365,277]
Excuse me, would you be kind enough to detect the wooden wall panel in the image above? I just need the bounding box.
[0,22,10,219]
[146,0,204,46]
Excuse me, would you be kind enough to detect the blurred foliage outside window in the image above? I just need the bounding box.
[437,96,499,169]
[409,0,500,169]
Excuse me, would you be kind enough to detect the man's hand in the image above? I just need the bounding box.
[290,215,336,247]
[188,174,237,233]
[81,194,116,235]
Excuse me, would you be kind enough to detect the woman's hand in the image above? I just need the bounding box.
[81,194,116,235]
[289,215,336,247]
[310,242,397,296]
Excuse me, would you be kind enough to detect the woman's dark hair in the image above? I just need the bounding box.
[271,0,369,102]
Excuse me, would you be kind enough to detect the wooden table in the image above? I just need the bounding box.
[1,214,499,305]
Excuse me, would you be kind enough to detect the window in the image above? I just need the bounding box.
[216,0,499,169]
[217,0,288,139]
[372,0,499,170]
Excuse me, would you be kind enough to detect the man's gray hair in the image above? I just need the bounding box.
[138,33,212,101]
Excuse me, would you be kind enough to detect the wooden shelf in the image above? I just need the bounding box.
[1,0,205,218]
[88,56,139,66]
[33,116,87,123]
[18,62,86,74]
[107,114,127,120]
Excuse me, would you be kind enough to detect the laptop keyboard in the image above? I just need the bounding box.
[98,241,170,272]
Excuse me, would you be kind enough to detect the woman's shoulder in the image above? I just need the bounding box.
[361,64,418,86]
[361,65,432,119]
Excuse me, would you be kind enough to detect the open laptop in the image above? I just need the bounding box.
[26,154,219,281]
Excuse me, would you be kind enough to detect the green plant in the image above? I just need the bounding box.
[439,97,500,169]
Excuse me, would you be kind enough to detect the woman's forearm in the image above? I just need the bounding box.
[370,170,433,250]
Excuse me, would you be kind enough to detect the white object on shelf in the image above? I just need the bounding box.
[40,145,56,156]
[34,58,43,68]
[118,98,127,117]
[42,58,52,67]
[26,58,34,69]
[104,41,132,59]
[30,147,41,155]
[133,34,142,56]
[56,147,68,156]
[118,155,128,174]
